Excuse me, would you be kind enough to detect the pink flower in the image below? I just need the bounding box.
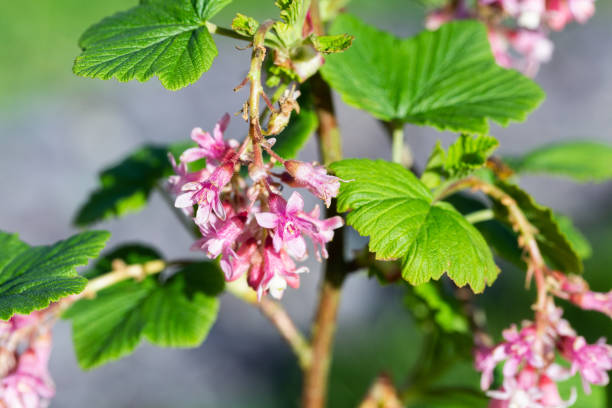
[175,160,236,226]
[559,336,612,393]
[488,29,514,69]
[167,153,209,195]
[570,291,612,318]
[517,0,546,29]
[1,333,54,408]
[509,30,554,76]
[180,114,237,164]
[255,192,317,259]
[284,161,342,207]
[546,0,574,30]
[192,213,245,263]
[568,0,595,23]
[224,239,260,282]
[300,205,343,261]
[259,239,308,300]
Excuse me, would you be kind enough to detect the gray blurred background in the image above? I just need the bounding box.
[1,0,611,407]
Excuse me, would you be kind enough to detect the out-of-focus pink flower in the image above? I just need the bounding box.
[1,333,54,408]
[568,0,595,23]
[180,114,237,164]
[553,272,612,318]
[284,161,342,207]
[509,29,554,76]
[488,29,514,69]
[559,336,612,393]
[175,160,236,226]
[425,8,454,30]
[255,192,317,260]
[570,291,612,318]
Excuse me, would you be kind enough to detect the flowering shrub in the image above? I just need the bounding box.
[1,0,611,407]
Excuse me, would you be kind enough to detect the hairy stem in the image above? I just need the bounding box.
[302,2,347,407]
[77,260,166,300]
[205,21,251,41]
[246,21,274,170]
[464,208,494,224]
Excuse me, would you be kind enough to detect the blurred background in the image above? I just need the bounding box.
[1,0,611,406]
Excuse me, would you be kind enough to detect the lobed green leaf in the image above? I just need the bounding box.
[321,16,545,134]
[64,245,223,369]
[74,0,232,90]
[331,159,498,292]
[0,231,110,320]
[74,142,192,226]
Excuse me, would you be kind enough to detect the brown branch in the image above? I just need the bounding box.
[302,2,347,407]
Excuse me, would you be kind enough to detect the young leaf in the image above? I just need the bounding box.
[0,230,110,320]
[232,13,259,37]
[320,16,545,134]
[74,142,191,226]
[312,34,354,54]
[331,159,499,292]
[422,135,499,188]
[74,0,233,90]
[64,245,223,369]
[505,141,612,182]
[272,0,311,47]
[491,181,583,274]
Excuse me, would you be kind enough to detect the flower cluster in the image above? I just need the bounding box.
[169,114,343,300]
[476,297,612,407]
[0,313,55,408]
[425,0,595,76]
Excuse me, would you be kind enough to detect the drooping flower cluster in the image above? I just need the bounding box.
[476,296,612,407]
[169,114,343,300]
[425,0,595,76]
[0,312,55,408]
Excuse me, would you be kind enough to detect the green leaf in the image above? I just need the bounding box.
[410,282,469,333]
[0,231,110,320]
[492,181,583,274]
[320,16,544,134]
[74,142,191,226]
[505,141,612,182]
[64,245,223,369]
[232,13,259,37]
[422,135,499,188]
[271,0,311,48]
[74,0,233,90]
[312,34,354,54]
[331,159,498,292]
[554,213,592,259]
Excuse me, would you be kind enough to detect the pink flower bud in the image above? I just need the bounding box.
[284,160,342,207]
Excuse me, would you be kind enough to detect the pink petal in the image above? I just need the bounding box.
[180,148,207,163]
[175,193,194,208]
[286,191,304,213]
[214,113,231,141]
[255,212,279,229]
